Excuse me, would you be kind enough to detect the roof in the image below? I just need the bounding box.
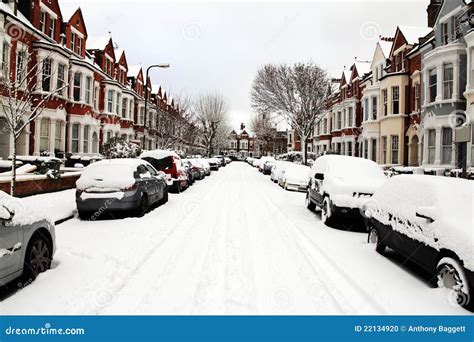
[61,5,79,21]
[87,35,110,50]
[398,25,432,45]
[379,40,393,58]
[342,69,351,83]
[353,61,371,78]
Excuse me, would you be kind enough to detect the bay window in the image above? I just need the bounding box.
[122,98,127,118]
[71,123,79,153]
[348,107,353,126]
[392,86,399,114]
[107,90,114,113]
[42,58,52,92]
[56,63,66,96]
[391,135,399,164]
[83,125,90,153]
[382,89,388,116]
[116,93,121,115]
[427,129,436,164]
[429,68,437,102]
[85,76,92,104]
[73,72,81,101]
[371,96,377,120]
[443,63,453,99]
[54,121,62,151]
[441,127,452,164]
[16,48,27,86]
[40,119,50,152]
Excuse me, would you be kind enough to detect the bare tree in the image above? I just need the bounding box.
[0,49,69,195]
[250,113,276,157]
[250,62,329,164]
[195,92,230,156]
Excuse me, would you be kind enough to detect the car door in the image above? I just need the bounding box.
[0,218,24,281]
[135,165,153,201]
[145,164,162,203]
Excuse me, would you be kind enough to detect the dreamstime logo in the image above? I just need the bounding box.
[446,288,470,308]
[182,198,201,218]
[272,287,293,309]
[182,22,202,41]
[0,196,26,218]
[359,21,381,41]
[447,110,467,129]
[5,22,26,42]
[94,288,113,308]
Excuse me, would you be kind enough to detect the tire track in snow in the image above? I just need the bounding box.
[255,174,386,314]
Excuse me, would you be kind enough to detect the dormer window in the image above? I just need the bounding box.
[49,17,55,39]
[77,37,82,55]
[70,32,76,52]
[40,11,47,34]
[442,22,449,45]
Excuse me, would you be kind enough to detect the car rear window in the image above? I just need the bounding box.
[142,156,173,171]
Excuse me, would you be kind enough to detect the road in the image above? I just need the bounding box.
[0,162,465,314]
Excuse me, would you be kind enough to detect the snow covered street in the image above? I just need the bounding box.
[0,162,466,315]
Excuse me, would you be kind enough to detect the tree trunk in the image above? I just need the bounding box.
[301,136,307,165]
[10,139,17,196]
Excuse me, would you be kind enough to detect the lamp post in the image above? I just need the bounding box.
[143,64,170,147]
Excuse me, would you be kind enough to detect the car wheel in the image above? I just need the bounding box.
[367,227,386,255]
[306,192,316,212]
[135,194,148,217]
[161,190,169,205]
[437,257,473,311]
[23,234,52,283]
[321,197,334,226]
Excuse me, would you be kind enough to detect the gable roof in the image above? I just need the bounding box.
[65,8,88,38]
[398,25,432,45]
[352,61,371,80]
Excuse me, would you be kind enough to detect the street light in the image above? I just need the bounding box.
[143,64,170,147]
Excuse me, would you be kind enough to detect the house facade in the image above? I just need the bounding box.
[0,0,198,161]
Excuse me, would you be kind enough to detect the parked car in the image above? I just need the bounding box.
[181,159,196,185]
[271,161,291,183]
[306,155,387,225]
[224,157,231,165]
[207,158,220,171]
[0,192,56,287]
[258,157,275,172]
[278,163,310,192]
[187,159,206,180]
[141,150,188,193]
[214,155,226,167]
[196,159,211,176]
[263,160,276,175]
[365,175,474,311]
[76,159,168,219]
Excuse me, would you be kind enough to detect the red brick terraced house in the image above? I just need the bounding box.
[0,0,196,162]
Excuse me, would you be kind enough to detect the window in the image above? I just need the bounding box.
[371,96,377,120]
[122,98,127,118]
[116,93,121,115]
[40,11,46,33]
[364,99,369,121]
[56,63,66,96]
[54,121,62,151]
[429,68,437,102]
[71,124,79,153]
[83,125,89,153]
[40,119,50,152]
[93,86,99,110]
[452,17,460,40]
[392,86,399,114]
[348,107,353,126]
[14,48,26,87]
[471,126,474,166]
[70,32,76,53]
[85,76,91,104]
[391,135,399,164]
[106,131,112,143]
[92,132,99,154]
[382,136,387,164]
[77,37,82,55]
[1,41,10,75]
[107,90,114,113]
[42,58,52,92]
[414,84,420,112]
[441,127,452,164]
[443,63,453,100]
[73,72,81,101]
[49,17,55,39]
[347,141,352,156]
[322,118,327,134]
[371,138,377,162]
[382,89,388,116]
[337,111,341,129]
[427,129,436,164]
[139,107,145,125]
[364,141,368,159]
[442,22,449,44]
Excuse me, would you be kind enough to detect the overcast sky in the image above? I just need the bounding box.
[60,0,429,130]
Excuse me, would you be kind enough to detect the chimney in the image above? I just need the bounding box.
[427,0,442,28]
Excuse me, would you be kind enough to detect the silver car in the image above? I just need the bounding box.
[0,192,56,287]
[76,159,168,219]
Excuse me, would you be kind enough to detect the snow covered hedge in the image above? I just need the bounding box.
[101,138,142,159]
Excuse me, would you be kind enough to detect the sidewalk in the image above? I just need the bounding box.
[21,189,77,224]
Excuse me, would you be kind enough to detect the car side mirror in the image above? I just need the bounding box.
[315,173,324,181]
[416,206,437,223]
[0,204,14,221]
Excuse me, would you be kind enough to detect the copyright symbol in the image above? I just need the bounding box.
[400,325,407,332]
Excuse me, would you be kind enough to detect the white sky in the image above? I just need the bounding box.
[59,0,429,130]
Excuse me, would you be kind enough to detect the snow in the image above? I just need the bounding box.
[140,150,179,160]
[21,189,77,224]
[354,61,371,78]
[76,159,144,191]
[311,155,387,209]
[80,191,124,200]
[128,65,142,78]
[0,191,52,226]
[0,163,465,315]
[368,175,474,271]
[87,35,111,50]
[0,160,23,168]
[0,163,36,176]
[285,164,310,184]
[398,25,432,45]
[379,40,393,58]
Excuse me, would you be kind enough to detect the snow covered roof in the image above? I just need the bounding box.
[152,84,162,94]
[61,6,79,21]
[398,26,432,45]
[353,61,371,78]
[342,69,351,83]
[87,35,110,50]
[140,150,180,160]
[128,65,142,78]
[379,40,393,58]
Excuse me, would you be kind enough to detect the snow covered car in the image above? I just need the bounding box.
[0,191,56,286]
[306,155,387,225]
[271,161,291,183]
[278,163,310,192]
[258,157,275,172]
[141,150,188,193]
[263,160,276,175]
[187,159,206,180]
[224,157,231,165]
[76,159,168,219]
[196,159,211,176]
[181,160,196,186]
[365,175,474,311]
[206,158,220,171]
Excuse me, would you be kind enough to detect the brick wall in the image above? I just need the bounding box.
[0,174,80,198]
